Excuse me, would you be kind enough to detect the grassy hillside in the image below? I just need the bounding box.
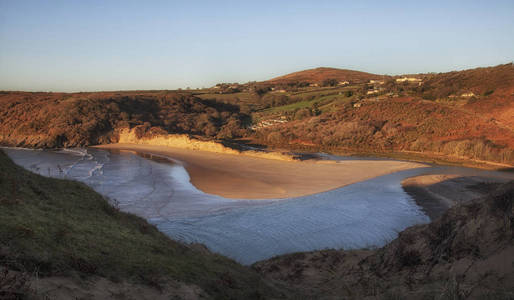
[0,150,280,299]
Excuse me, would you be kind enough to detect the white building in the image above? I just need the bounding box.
[396,77,421,83]
[461,92,476,97]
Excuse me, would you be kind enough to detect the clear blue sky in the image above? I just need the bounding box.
[1,0,513,92]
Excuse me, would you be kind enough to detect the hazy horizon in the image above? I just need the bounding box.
[1,0,513,92]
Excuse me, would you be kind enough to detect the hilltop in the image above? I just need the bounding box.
[265,67,382,85]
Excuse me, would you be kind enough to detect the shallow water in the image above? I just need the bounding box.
[4,147,511,264]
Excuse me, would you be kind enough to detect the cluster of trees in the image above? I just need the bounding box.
[410,138,514,163]
[322,78,338,87]
[259,94,301,108]
[214,83,242,94]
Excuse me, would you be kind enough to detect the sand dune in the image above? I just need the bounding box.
[96,143,426,199]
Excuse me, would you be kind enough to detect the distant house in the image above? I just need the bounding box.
[369,80,384,85]
[396,77,422,83]
[338,81,350,86]
[309,83,319,87]
[353,102,362,108]
[367,89,379,95]
[461,92,476,97]
[249,117,289,130]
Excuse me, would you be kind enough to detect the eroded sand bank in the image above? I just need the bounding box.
[96,143,426,199]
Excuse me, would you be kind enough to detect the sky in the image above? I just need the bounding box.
[0,0,513,92]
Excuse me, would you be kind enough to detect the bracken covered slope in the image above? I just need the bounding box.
[1,63,513,166]
[253,64,514,165]
[0,91,248,148]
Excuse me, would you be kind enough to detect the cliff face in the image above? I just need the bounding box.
[255,181,514,299]
[116,126,297,161]
[117,127,240,154]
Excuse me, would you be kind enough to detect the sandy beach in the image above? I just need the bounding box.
[96,143,426,199]
[402,174,511,219]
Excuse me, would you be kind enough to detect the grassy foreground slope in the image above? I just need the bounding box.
[0,150,280,299]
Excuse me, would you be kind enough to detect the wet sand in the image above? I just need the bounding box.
[402,174,510,219]
[96,143,426,199]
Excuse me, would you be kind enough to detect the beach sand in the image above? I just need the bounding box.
[96,143,426,199]
[402,174,510,219]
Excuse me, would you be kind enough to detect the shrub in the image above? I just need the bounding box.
[483,90,494,96]
[267,131,283,144]
[0,267,30,299]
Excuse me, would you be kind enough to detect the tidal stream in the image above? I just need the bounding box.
[4,147,511,264]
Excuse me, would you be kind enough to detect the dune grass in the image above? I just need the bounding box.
[0,150,279,299]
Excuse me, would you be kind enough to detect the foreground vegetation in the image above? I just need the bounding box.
[0,150,279,299]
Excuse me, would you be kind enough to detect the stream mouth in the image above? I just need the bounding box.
[5,147,510,264]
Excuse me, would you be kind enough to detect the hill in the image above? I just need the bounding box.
[265,67,383,85]
[1,63,513,167]
[0,91,248,148]
[419,63,514,99]
[251,63,514,166]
